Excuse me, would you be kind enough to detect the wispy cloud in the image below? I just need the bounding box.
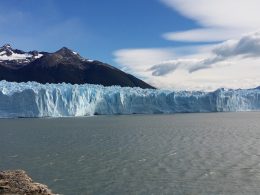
[149,58,204,76]
[114,31,260,90]
[213,31,260,58]
[163,28,243,42]
[114,48,177,75]
[114,0,260,90]
[150,31,260,75]
[160,0,260,42]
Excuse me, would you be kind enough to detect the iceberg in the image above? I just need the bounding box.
[0,80,259,118]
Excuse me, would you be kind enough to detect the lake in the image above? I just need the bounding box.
[1,112,260,194]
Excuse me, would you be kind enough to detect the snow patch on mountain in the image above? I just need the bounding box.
[0,44,43,62]
[0,52,43,61]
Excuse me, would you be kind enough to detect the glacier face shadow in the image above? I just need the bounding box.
[0,81,259,118]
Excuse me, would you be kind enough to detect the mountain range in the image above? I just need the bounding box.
[0,44,154,89]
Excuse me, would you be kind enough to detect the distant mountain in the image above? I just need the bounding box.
[0,44,154,89]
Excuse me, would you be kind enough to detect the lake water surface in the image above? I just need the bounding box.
[1,112,260,194]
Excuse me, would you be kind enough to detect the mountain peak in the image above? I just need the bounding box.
[2,44,12,49]
[59,47,71,51]
[0,44,14,57]
[55,47,76,56]
[0,44,44,67]
[52,47,86,64]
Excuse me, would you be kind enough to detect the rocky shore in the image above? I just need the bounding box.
[0,170,56,195]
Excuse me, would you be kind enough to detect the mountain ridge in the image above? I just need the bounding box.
[0,44,154,89]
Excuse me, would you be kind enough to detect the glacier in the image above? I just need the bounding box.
[0,80,259,118]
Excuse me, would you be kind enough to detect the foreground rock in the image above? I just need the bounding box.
[0,170,55,195]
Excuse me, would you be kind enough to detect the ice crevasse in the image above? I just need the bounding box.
[0,80,259,118]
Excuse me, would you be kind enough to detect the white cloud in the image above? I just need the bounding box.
[149,58,202,76]
[113,1,260,90]
[114,45,213,72]
[213,31,260,57]
[114,48,174,67]
[163,28,244,42]
[161,0,260,28]
[114,32,260,90]
[113,48,177,76]
[141,57,260,91]
[150,31,260,74]
[160,0,260,42]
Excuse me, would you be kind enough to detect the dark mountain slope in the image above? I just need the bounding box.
[0,45,154,89]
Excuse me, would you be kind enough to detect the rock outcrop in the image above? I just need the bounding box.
[0,170,55,195]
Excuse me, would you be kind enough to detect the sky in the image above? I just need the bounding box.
[1,0,260,91]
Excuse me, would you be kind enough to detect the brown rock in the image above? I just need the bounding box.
[0,170,56,195]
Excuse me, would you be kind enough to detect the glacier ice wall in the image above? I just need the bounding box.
[0,80,259,118]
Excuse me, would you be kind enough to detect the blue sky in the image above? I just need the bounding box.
[1,0,198,62]
[2,0,260,90]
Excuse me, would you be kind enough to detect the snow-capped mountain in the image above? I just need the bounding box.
[0,44,45,67]
[0,44,154,89]
[0,80,259,118]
